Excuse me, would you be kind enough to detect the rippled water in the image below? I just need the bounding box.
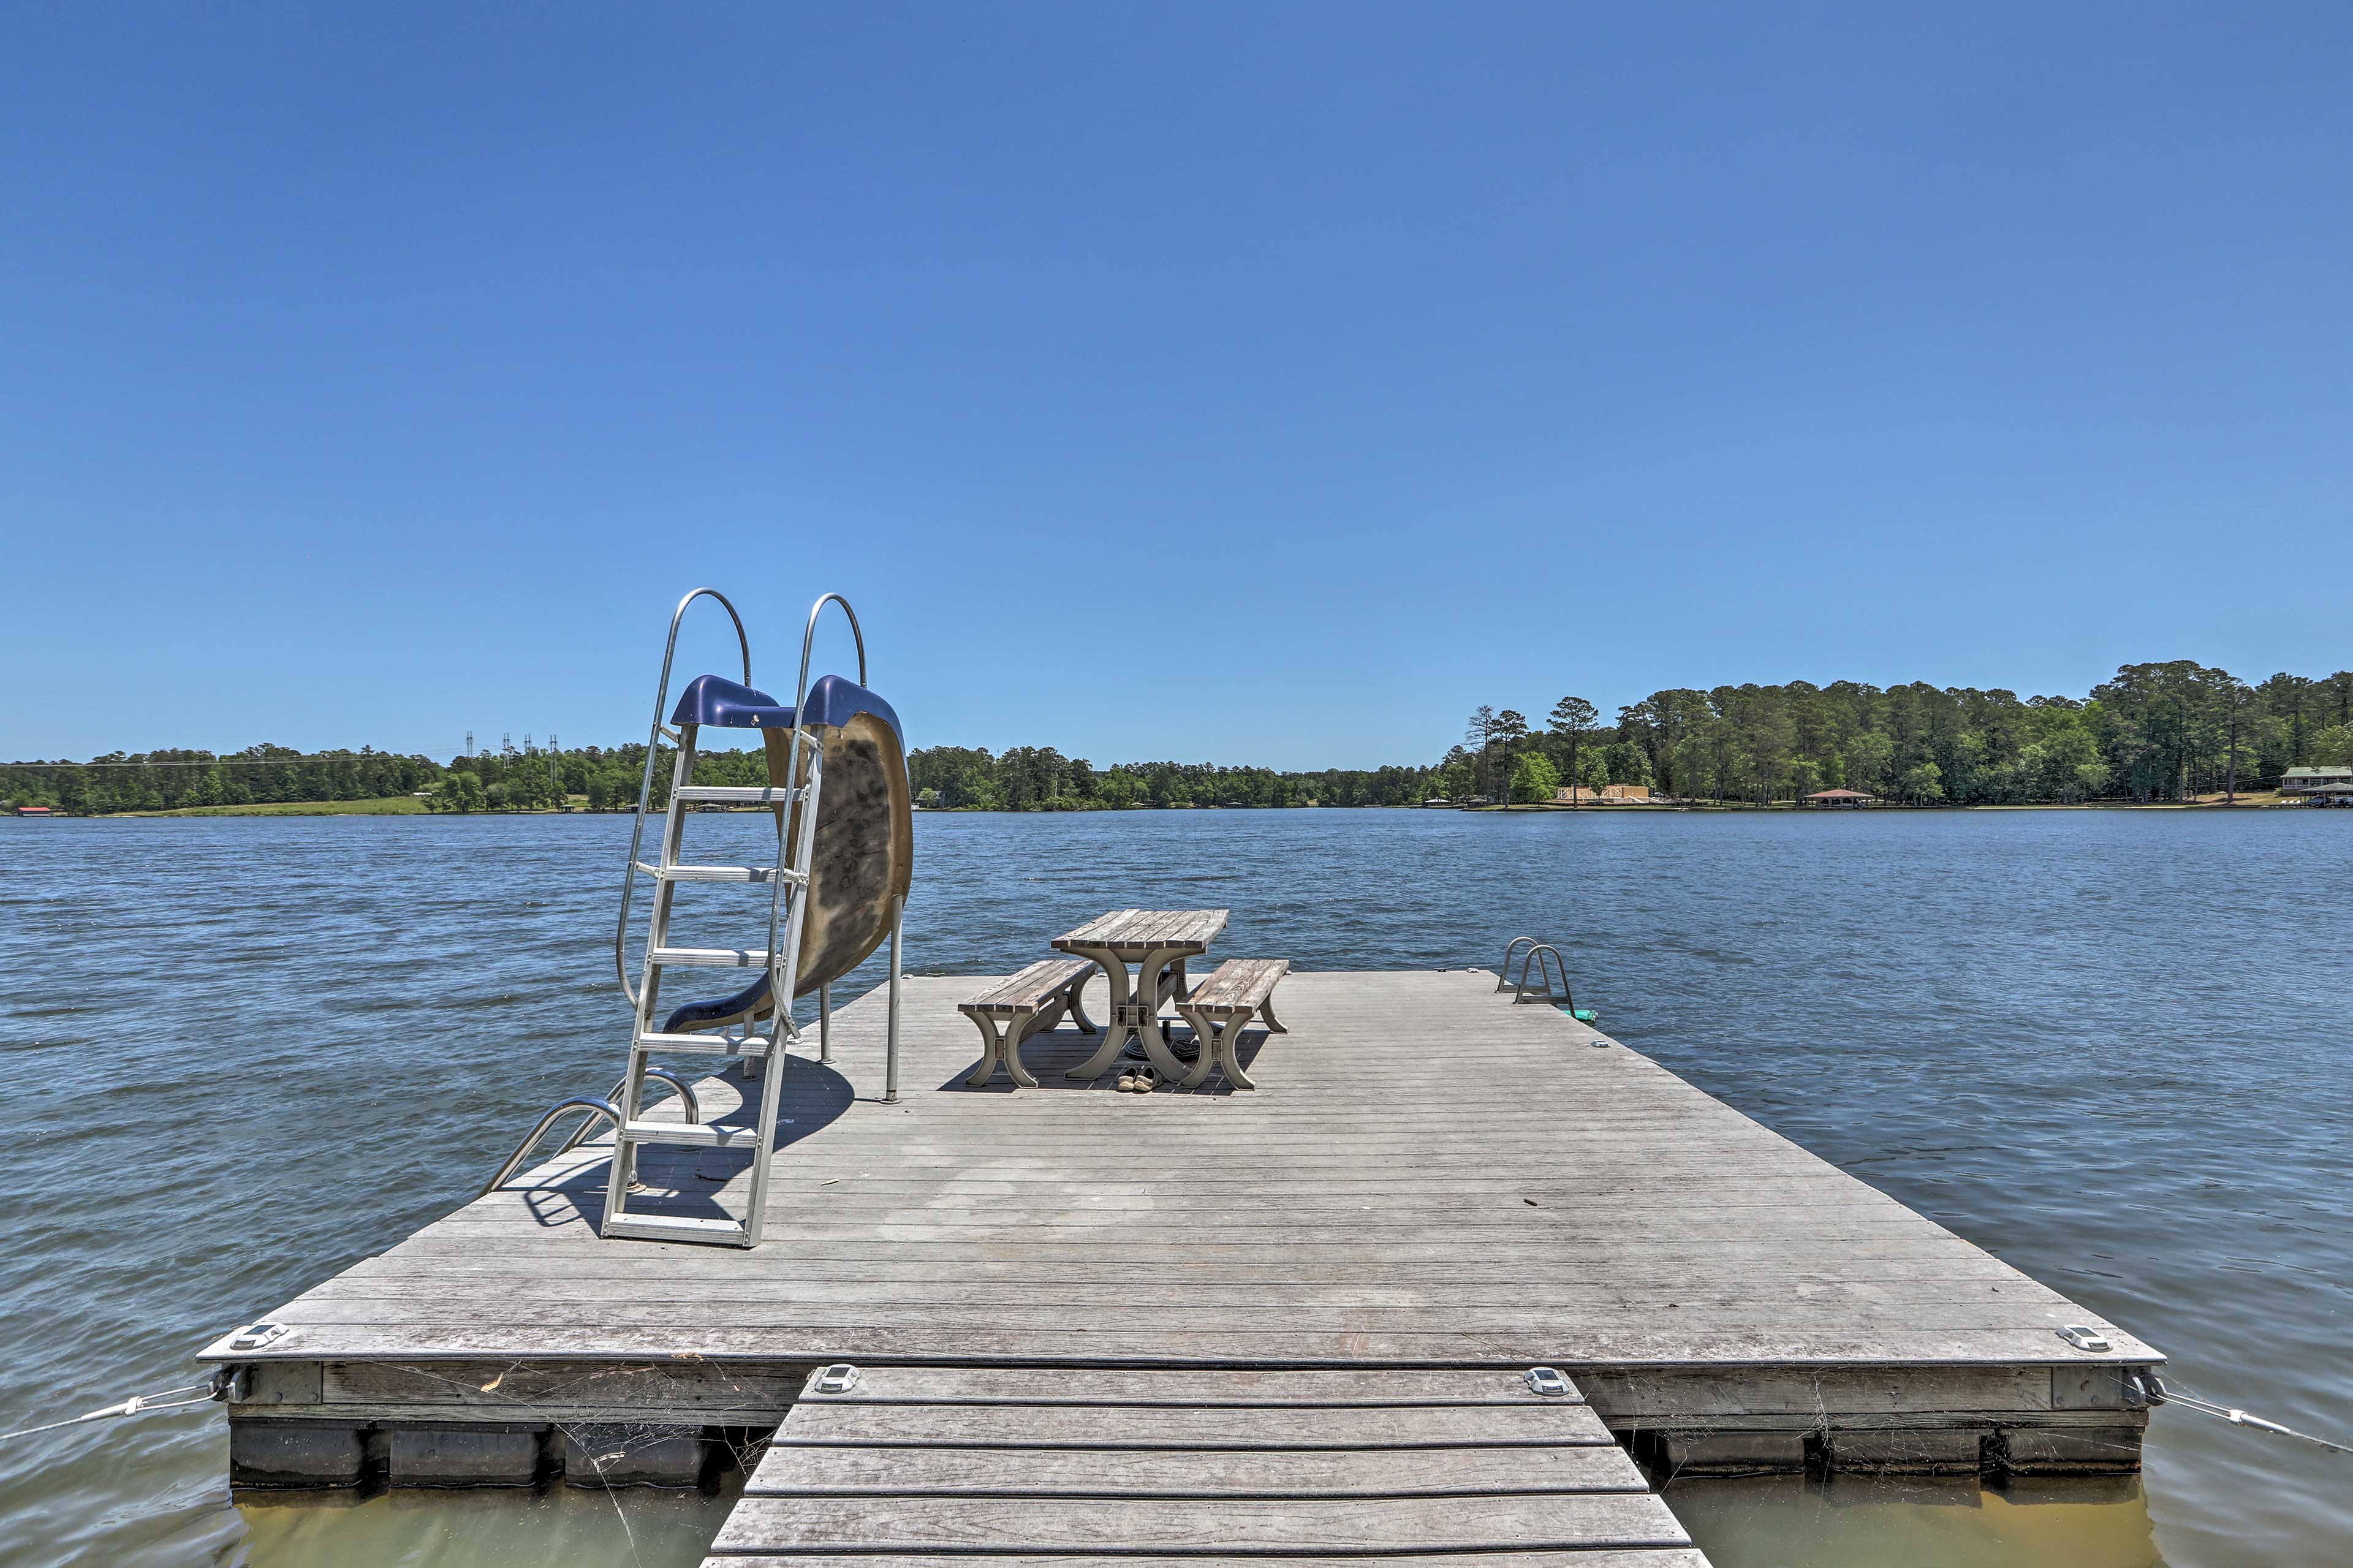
[1,809,2346,1567]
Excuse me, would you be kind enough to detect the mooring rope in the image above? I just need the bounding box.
[0,1381,219,1444]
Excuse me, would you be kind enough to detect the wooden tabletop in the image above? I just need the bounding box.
[1053,908,1229,955]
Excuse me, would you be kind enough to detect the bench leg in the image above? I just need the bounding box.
[1174,1006,1216,1088]
[1000,1007,1041,1087]
[1218,1012,1257,1090]
[963,1012,1006,1088]
[1257,991,1287,1034]
[963,1009,1040,1089]
[1175,1007,1256,1089]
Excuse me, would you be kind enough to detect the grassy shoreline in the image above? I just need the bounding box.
[117,796,431,817]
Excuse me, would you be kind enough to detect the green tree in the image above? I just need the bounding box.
[1509,752,1561,803]
[1547,695,1599,806]
[1428,752,1475,800]
[1895,761,1944,803]
[429,770,487,813]
[2306,724,2353,767]
[1602,740,1651,787]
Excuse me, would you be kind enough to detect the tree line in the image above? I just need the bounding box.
[420,742,784,812]
[1446,662,2353,807]
[915,661,2353,810]
[909,748,1434,810]
[8,661,2349,816]
[0,745,441,815]
[0,739,823,816]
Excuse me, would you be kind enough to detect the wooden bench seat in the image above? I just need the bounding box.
[958,958,1098,1089]
[1172,958,1289,1089]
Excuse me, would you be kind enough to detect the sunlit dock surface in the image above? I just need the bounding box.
[205,970,2158,1559]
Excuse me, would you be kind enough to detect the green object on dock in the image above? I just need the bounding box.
[1571,1008,1599,1024]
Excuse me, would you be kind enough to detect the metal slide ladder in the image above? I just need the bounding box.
[600,589,841,1248]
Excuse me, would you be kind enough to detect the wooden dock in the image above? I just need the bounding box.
[204,969,2160,1553]
[714,1365,1703,1564]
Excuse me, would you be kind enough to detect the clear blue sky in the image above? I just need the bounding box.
[4,5,2347,768]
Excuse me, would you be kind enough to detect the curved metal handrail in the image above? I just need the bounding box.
[616,588,754,1007]
[1512,942,1573,1008]
[1498,936,1542,992]
[487,1067,705,1197]
[798,591,868,695]
[483,1096,621,1197]
[759,593,868,987]
[557,1066,701,1155]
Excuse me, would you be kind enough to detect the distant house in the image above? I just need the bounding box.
[11,805,56,817]
[1553,784,1651,804]
[2283,765,2353,794]
[1802,789,1876,808]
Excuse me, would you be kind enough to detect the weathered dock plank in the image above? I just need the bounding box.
[716,1495,1690,1553]
[776,1403,1618,1449]
[749,1444,1641,1496]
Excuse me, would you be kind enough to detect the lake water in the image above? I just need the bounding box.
[2,808,2347,1567]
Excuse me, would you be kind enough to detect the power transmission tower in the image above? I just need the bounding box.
[465,730,474,758]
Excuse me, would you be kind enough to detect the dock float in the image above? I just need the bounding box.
[203,969,2160,1547]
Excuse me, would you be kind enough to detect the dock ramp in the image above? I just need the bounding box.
[708,1365,1707,1564]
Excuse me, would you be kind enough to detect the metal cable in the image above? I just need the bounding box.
[0,1383,218,1444]
[2156,1384,2351,1454]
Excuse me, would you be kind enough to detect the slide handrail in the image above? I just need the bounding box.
[616,588,753,1007]
[760,593,867,991]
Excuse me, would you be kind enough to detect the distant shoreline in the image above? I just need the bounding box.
[20,794,2325,820]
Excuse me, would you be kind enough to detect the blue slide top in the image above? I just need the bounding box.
[669,673,903,744]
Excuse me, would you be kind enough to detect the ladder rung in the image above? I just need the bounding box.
[635,861,804,884]
[620,1120,756,1148]
[672,785,799,805]
[633,1031,774,1055]
[648,945,773,968]
[601,1213,752,1246]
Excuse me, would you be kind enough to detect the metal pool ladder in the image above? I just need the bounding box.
[599,588,834,1248]
[1498,935,1594,1021]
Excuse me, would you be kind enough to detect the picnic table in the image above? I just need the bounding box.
[1053,909,1229,1081]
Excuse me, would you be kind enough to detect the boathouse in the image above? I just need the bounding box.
[2283,764,2353,794]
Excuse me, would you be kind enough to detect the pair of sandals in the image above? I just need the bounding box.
[1114,1066,1160,1094]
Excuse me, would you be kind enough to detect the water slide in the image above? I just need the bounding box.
[654,668,912,1035]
